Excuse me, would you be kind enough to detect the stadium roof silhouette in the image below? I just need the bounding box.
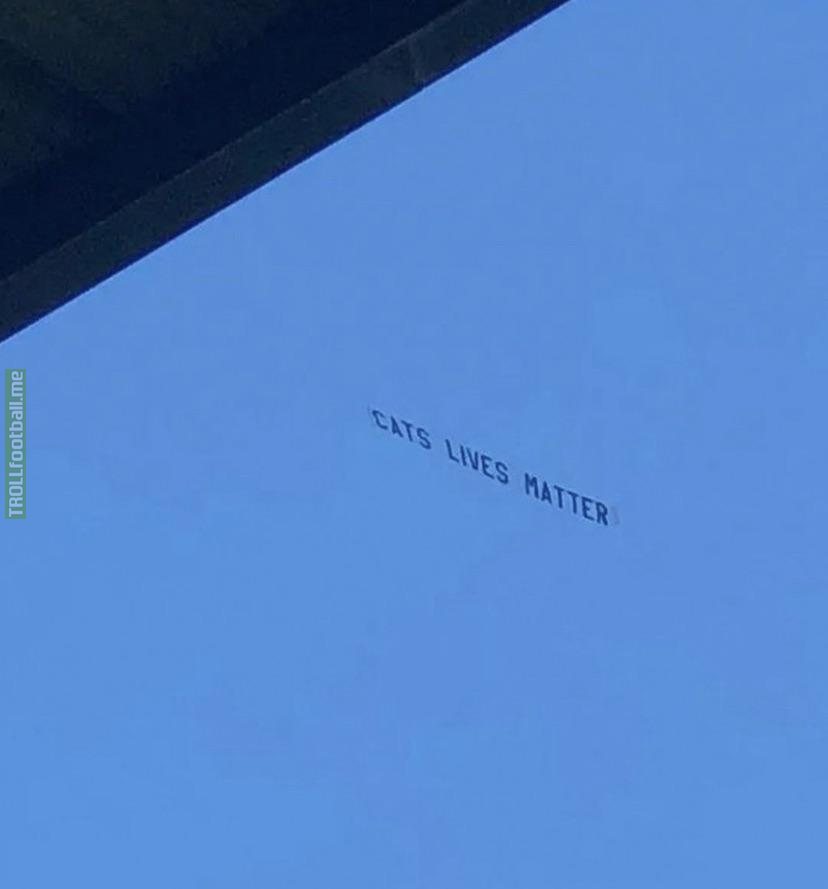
[0,0,570,342]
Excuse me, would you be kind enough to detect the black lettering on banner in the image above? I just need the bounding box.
[370,409,615,529]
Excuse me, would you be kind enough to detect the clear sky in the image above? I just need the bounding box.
[2,1,827,886]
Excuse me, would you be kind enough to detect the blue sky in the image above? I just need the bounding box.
[2,1,827,885]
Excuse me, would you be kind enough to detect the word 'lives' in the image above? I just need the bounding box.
[369,408,613,527]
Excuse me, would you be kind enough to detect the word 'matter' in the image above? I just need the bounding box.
[369,408,614,527]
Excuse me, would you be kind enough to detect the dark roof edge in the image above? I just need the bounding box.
[0,0,571,342]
